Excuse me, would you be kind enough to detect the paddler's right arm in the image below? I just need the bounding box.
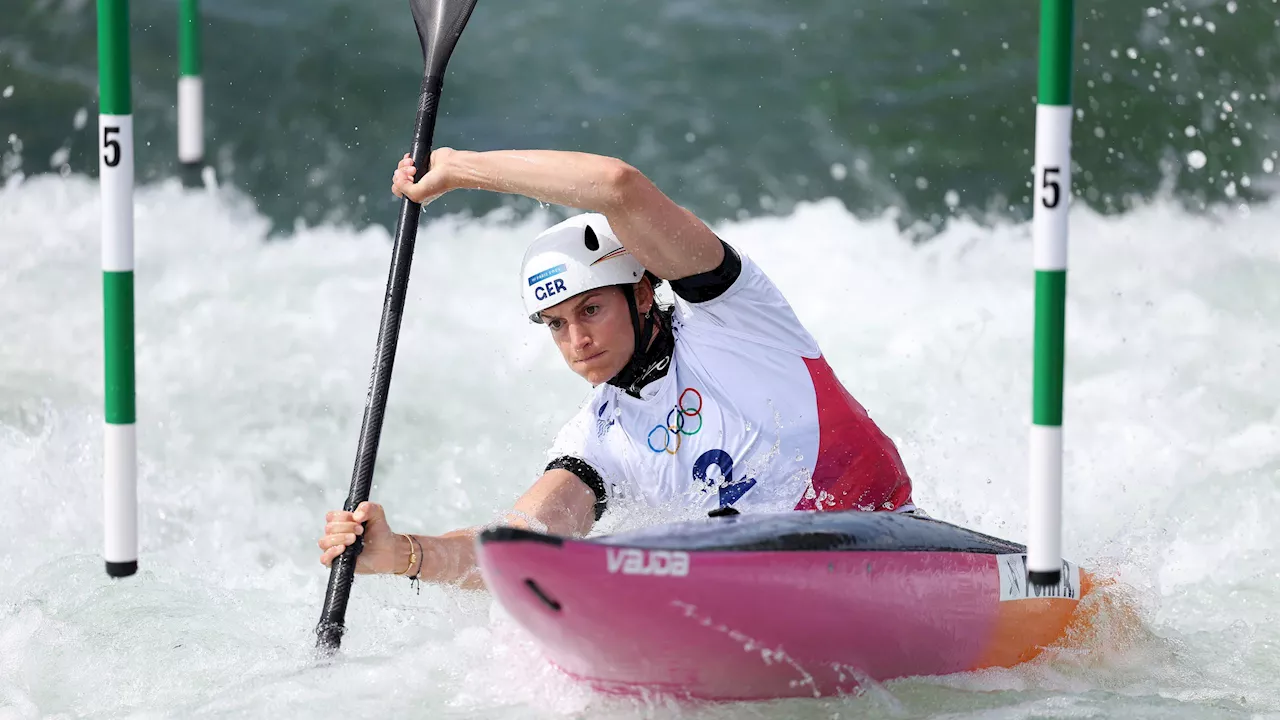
[390,148,725,281]
[318,468,597,590]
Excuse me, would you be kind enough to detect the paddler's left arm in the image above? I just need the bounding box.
[391,149,725,280]
[320,468,597,591]
[408,468,597,590]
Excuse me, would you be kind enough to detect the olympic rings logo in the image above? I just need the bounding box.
[647,388,703,454]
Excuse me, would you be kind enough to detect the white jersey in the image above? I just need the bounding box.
[548,246,913,516]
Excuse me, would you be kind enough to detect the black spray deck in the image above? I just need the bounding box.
[480,510,1027,555]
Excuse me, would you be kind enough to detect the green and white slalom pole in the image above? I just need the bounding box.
[177,0,202,165]
[99,0,138,578]
[1029,0,1073,588]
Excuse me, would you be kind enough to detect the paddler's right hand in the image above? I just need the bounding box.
[318,501,404,574]
[391,149,455,205]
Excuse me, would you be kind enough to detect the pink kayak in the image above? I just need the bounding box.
[475,510,1095,701]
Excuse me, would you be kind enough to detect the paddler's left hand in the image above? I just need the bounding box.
[318,501,403,574]
[391,149,455,205]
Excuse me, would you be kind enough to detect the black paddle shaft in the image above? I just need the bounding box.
[316,0,478,655]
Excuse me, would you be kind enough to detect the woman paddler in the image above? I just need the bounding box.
[318,149,916,587]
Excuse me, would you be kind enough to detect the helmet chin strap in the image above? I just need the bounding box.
[621,284,657,358]
[608,282,675,397]
[609,283,664,398]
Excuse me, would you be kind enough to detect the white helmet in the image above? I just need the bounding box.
[520,213,647,323]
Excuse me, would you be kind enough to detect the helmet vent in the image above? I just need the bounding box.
[583,225,600,251]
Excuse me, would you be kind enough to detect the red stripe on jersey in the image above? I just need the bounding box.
[795,356,913,512]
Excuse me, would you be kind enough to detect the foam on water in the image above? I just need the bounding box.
[1,173,1277,718]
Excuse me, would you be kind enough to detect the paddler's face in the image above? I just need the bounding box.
[541,280,654,385]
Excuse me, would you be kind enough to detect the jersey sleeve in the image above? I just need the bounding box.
[544,395,624,520]
[670,240,821,357]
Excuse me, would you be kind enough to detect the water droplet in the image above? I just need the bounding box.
[829,163,847,181]
[1186,150,1208,169]
[1184,125,1198,137]
[48,146,70,168]
[73,108,88,130]
[1,86,12,98]
[944,189,960,207]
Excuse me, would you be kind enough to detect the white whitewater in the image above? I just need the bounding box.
[1,173,1276,718]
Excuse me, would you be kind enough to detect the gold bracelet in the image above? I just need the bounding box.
[408,535,423,579]
[397,533,417,576]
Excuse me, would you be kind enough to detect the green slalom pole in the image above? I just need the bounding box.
[98,0,138,578]
[1029,0,1073,588]
[177,0,202,164]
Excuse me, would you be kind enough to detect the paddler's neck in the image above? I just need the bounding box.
[608,308,674,398]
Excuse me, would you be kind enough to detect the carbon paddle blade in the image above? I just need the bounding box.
[411,0,479,79]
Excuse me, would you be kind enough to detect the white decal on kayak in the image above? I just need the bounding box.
[606,548,690,577]
[997,553,1079,601]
